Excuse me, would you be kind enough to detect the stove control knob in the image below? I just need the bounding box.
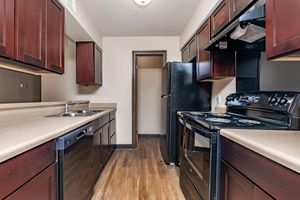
[269,96,278,104]
[279,98,288,105]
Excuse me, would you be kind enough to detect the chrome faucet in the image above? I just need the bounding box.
[64,100,90,113]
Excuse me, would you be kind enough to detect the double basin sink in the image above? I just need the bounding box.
[48,110,105,117]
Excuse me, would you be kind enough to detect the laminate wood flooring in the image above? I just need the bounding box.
[92,137,185,200]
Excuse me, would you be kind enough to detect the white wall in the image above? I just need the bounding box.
[137,69,162,135]
[42,36,181,144]
[260,53,300,91]
[180,0,221,48]
[211,78,236,111]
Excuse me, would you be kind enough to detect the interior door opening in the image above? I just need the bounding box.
[132,51,167,148]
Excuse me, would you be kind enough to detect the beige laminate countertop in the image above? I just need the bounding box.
[0,107,116,163]
[221,129,300,174]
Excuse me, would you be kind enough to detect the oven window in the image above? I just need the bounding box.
[186,128,211,200]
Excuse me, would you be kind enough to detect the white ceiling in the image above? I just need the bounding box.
[78,0,201,36]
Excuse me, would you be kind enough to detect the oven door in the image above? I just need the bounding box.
[182,121,217,200]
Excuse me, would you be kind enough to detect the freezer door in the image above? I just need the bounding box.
[160,95,170,163]
[162,63,170,95]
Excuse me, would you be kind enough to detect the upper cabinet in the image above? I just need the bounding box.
[0,0,64,74]
[0,0,14,59]
[266,0,300,60]
[210,0,231,38]
[181,36,197,62]
[197,19,235,81]
[76,42,103,86]
[230,0,255,20]
[46,0,65,74]
[15,0,46,68]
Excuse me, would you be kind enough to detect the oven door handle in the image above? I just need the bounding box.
[185,122,212,139]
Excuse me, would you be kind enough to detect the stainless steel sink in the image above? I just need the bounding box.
[48,110,105,117]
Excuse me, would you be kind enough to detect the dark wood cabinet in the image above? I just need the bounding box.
[182,36,197,62]
[266,0,300,60]
[188,36,197,61]
[220,160,272,200]
[0,0,64,74]
[6,163,56,200]
[46,0,65,74]
[101,123,110,163]
[76,42,103,86]
[15,0,46,68]
[0,0,14,59]
[211,0,231,38]
[181,46,189,62]
[230,0,254,20]
[0,140,56,199]
[188,18,235,81]
[221,137,300,200]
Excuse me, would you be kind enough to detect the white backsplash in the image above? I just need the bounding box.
[211,78,236,112]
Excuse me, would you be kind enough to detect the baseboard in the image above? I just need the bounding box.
[138,134,160,138]
[116,144,133,149]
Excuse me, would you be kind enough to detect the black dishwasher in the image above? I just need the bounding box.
[57,122,101,200]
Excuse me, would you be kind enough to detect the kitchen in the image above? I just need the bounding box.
[0,0,300,200]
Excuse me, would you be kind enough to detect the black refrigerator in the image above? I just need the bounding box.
[160,62,211,165]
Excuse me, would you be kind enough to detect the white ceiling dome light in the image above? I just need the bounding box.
[134,0,152,8]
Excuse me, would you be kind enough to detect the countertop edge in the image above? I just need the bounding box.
[0,108,115,163]
[220,129,300,174]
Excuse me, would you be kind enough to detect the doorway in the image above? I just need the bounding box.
[132,51,167,148]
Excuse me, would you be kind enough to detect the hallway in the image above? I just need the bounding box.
[92,137,185,200]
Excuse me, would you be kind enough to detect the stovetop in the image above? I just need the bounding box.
[179,111,289,131]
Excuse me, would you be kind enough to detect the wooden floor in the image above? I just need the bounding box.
[92,137,186,200]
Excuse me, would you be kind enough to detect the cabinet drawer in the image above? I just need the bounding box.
[211,0,230,38]
[109,111,116,121]
[103,113,110,125]
[6,163,56,200]
[0,140,55,199]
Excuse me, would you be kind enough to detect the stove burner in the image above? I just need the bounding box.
[205,118,232,124]
[238,119,262,125]
[211,113,231,118]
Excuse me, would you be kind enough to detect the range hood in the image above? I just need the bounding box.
[209,0,266,50]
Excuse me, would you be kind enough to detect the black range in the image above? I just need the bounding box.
[178,91,300,200]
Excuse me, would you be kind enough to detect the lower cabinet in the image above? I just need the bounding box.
[220,160,272,200]
[6,163,56,200]
[221,136,300,200]
[0,140,56,199]
[101,123,110,163]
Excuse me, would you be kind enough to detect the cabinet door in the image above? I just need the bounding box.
[15,0,46,68]
[211,0,230,38]
[188,37,197,61]
[220,160,272,200]
[46,0,64,74]
[94,45,102,85]
[181,46,189,62]
[0,0,14,59]
[197,19,212,81]
[266,0,300,59]
[6,163,56,200]
[230,0,254,20]
[101,124,110,163]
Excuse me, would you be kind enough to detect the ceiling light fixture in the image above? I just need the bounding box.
[134,0,152,8]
